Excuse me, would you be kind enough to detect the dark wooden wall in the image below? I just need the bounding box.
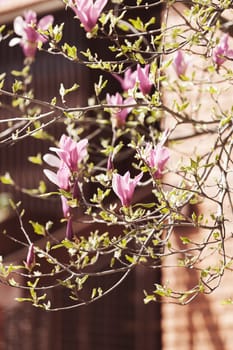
[0,3,162,350]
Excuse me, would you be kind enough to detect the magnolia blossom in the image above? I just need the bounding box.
[212,34,233,67]
[114,67,137,91]
[58,163,72,190]
[136,64,152,95]
[61,195,70,218]
[9,10,54,58]
[50,134,88,172]
[43,159,71,218]
[143,143,170,179]
[68,0,108,32]
[43,158,71,218]
[112,171,143,207]
[114,64,152,94]
[43,135,88,186]
[107,155,114,171]
[106,92,135,127]
[172,50,189,76]
[43,135,88,218]
[43,157,71,190]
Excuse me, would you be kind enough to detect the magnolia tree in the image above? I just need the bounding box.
[0,0,233,311]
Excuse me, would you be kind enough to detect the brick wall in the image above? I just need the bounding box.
[162,4,233,350]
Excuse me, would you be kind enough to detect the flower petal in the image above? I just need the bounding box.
[9,37,21,47]
[43,169,58,186]
[13,16,25,36]
[38,15,54,30]
[43,153,61,168]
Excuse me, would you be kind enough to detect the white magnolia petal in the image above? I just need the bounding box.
[43,169,58,186]
[13,16,25,36]
[43,154,61,168]
[9,37,21,47]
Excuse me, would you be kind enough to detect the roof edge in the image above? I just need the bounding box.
[0,0,64,24]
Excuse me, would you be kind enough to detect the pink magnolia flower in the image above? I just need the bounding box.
[213,34,233,67]
[44,159,73,236]
[56,163,71,190]
[112,171,143,207]
[9,10,54,58]
[43,157,71,190]
[144,143,170,179]
[68,0,108,32]
[107,155,114,171]
[43,158,71,217]
[43,135,88,218]
[113,67,137,91]
[61,195,71,218]
[172,50,189,77]
[114,64,152,94]
[43,158,71,218]
[106,92,135,127]
[50,134,88,172]
[136,64,152,95]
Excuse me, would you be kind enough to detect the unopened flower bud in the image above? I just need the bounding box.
[65,217,74,240]
[26,243,35,269]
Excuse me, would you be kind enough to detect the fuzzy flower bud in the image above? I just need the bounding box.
[26,243,35,269]
[172,50,189,77]
[112,171,143,207]
[68,0,108,32]
[106,92,135,127]
[114,64,152,95]
[143,143,170,179]
[50,135,88,172]
[213,34,233,68]
[136,64,152,95]
[65,217,74,240]
[9,10,54,58]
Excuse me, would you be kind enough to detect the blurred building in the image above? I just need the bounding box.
[0,1,161,349]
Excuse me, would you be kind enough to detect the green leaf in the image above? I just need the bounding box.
[11,65,30,77]
[9,278,19,287]
[125,254,136,264]
[94,75,108,96]
[49,22,64,43]
[15,297,33,303]
[191,211,197,222]
[144,294,156,304]
[12,79,23,93]
[62,43,78,60]
[28,153,42,165]
[38,180,47,194]
[180,236,191,244]
[221,298,233,305]
[91,288,97,299]
[50,96,57,105]
[0,79,4,89]
[220,114,231,127]
[59,83,79,103]
[0,25,6,33]
[0,172,14,185]
[29,221,46,235]
[129,17,144,31]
